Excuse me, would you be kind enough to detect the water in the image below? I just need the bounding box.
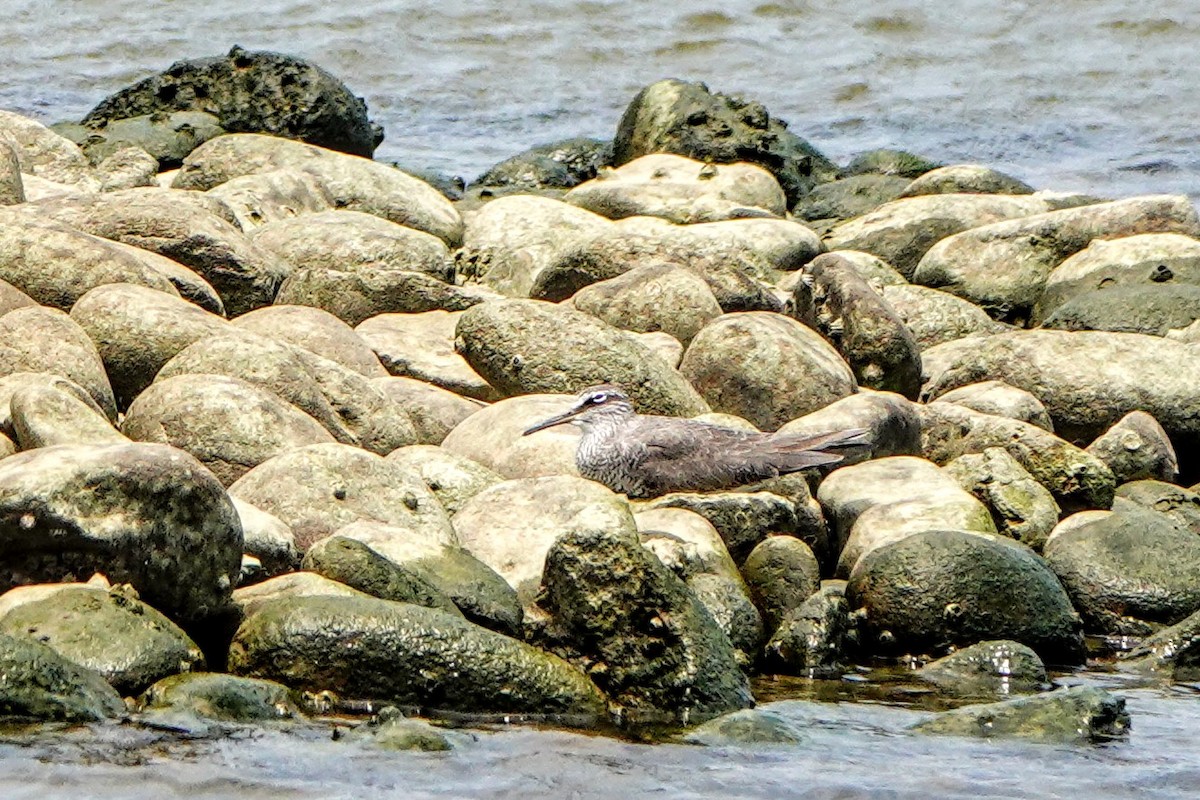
[1,1,1198,199]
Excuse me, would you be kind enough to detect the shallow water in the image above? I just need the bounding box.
[1,1,1198,198]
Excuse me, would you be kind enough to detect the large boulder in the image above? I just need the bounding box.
[945,448,1061,550]
[384,445,503,517]
[356,310,496,400]
[440,394,580,479]
[371,377,485,445]
[880,284,1008,350]
[570,264,723,346]
[9,381,126,449]
[911,686,1129,743]
[0,307,118,419]
[1086,411,1179,484]
[231,304,387,378]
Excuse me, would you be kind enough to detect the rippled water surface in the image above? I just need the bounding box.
[1,0,1198,197]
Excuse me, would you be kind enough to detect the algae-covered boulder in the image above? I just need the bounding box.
[848,530,1085,663]
[762,583,852,676]
[570,263,724,346]
[0,631,126,721]
[384,445,502,517]
[232,304,387,379]
[139,671,301,722]
[740,535,821,633]
[916,639,1047,696]
[300,535,461,617]
[228,594,606,720]
[539,527,752,724]
[911,686,1129,743]
[945,448,1061,550]
[682,708,804,746]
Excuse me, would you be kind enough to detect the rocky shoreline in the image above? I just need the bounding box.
[0,47,1196,748]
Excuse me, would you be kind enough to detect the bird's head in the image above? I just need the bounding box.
[522,384,635,435]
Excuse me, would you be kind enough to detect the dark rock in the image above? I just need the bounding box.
[301,535,461,617]
[740,535,820,633]
[1118,608,1200,680]
[844,149,941,179]
[792,174,911,223]
[0,631,126,721]
[139,671,301,722]
[1087,414,1179,484]
[346,706,456,751]
[1114,479,1200,534]
[682,708,804,746]
[916,639,1048,696]
[53,111,226,169]
[642,491,799,565]
[910,685,1130,743]
[475,137,612,190]
[762,583,852,676]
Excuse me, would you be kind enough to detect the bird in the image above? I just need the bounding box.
[522,384,871,498]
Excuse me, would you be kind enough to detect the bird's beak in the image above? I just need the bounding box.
[523,405,585,435]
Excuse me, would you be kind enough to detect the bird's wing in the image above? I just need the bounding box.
[627,418,784,494]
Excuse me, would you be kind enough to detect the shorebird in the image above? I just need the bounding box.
[523,384,870,498]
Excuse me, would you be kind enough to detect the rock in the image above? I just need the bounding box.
[442,393,579,479]
[913,195,1200,322]
[1086,412,1179,484]
[0,631,126,721]
[792,253,922,397]
[0,373,111,441]
[0,582,204,695]
[232,571,370,618]
[682,708,804,746]
[681,217,824,272]
[641,491,801,565]
[880,284,1008,349]
[455,298,708,415]
[845,149,940,179]
[457,194,612,297]
[0,142,25,204]
[538,526,753,723]
[1118,608,1200,680]
[1114,480,1200,534]
[82,47,380,157]
[32,186,291,316]
[762,583,852,676]
[229,594,605,718]
[274,266,493,327]
[228,443,452,551]
[371,377,485,445]
[932,380,1053,431]
[792,174,912,224]
[94,146,159,191]
[680,311,855,430]
[565,153,786,223]
[251,209,452,280]
[900,165,1035,197]
[777,390,922,464]
[910,686,1129,743]
[356,311,496,400]
[918,401,1115,513]
[9,382,126,449]
[104,238,227,315]
[384,445,502,516]
[740,535,820,633]
[68,283,232,408]
[300,535,461,616]
[172,134,463,246]
[0,443,243,626]
[0,110,98,190]
[0,209,179,309]
[815,250,908,289]
[613,78,839,205]
[1036,232,1200,322]
[54,111,225,169]
[1043,283,1200,336]
[1044,505,1200,635]
[206,167,334,229]
[231,498,299,581]
[825,194,1053,278]
[474,137,612,190]
[0,276,36,314]
[121,373,335,485]
[0,307,118,419]
[916,640,1047,696]
[346,707,456,751]
[848,529,1085,663]
[232,304,387,378]
[632,331,684,367]
[570,263,723,346]
[945,448,1061,550]
[453,475,636,605]
[139,671,300,723]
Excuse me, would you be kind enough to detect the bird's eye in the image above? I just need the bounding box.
[590,393,608,404]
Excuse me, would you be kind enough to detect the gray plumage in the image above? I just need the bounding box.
[523,384,870,498]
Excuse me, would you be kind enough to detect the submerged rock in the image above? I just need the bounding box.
[345,706,456,751]
[682,708,804,746]
[911,686,1130,744]
[1118,608,1200,680]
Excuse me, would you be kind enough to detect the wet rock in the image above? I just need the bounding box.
[54,111,225,169]
[680,311,855,430]
[206,167,334,229]
[740,535,820,633]
[825,194,1053,278]
[232,304,386,378]
[357,310,496,400]
[94,146,158,191]
[762,582,852,676]
[565,153,786,223]
[845,149,940,179]
[139,671,300,722]
[346,706,456,751]
[251,209,452,280]
[371,377,485,445]
[82,47,380,157]
[682,708,804,746]
[945,448,1061,550]
[776,390,922,464]
[173,134,463,246]
[613,78,839,205]
[474,136,612,190]
[228,443,452,552]
[300,535,461,616]
[1036,232,1200,322]
[910,686,1129,743]
[1086,412,1179,484]
[792,253,922,397]
[457,194,612,297]
[792,174,911,224]
[932,380,1053,431]
[0,209,178,309]
[9,381,126,449]
[913,195,1200,322]
[539,526,753,723]
[0,142,25,204]
[0,442,243,626]
[384,445,503,516]
[899,164,1035,197]
[1118,608,1200,680]
[848,529,1085,663]
[880,284,1008,349]
[455,298,708,415]
[232,571,370,618]
[916,639,1047,696]
[231,498,299,581]
[0,631,126,721]
[1114,479,1200,534]
[571,263,723,346]
[69,284,232,408]
[0,110,98,190]
[1043,283,1200,336]
[1044,505,1200,635]
[121,373,335,485]
[0,582,204,695]
[918,401,1114,513]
